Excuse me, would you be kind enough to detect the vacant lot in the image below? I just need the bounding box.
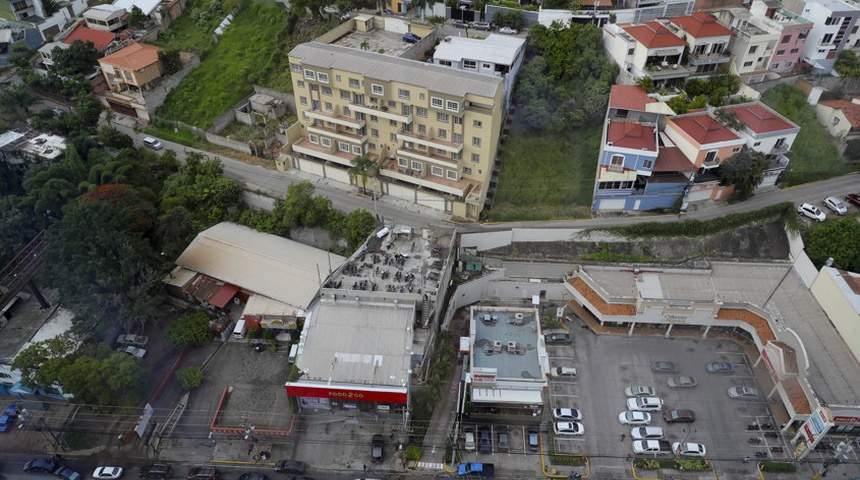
[489,118,600,222]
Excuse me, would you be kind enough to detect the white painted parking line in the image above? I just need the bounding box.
[550,394,580,398]
[555,437,586,442]
[416,462,444,469]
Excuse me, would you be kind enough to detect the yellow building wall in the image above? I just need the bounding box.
[810,270,860,364]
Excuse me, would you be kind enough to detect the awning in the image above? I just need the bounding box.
[653,49,680,56]
[210,283,239,308]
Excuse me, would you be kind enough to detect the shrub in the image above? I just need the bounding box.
[550,454,584,466]
[759,461,796,473]
[176,366,203,390]
[405,445,421,461]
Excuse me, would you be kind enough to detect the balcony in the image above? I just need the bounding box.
[379,157,476,197]
[307,124,367,145]
[396,146,459,168]
[645,63,690,80]
[11,1,31,12]
[701,155,720,169]
[304,109,365,129]
[350,103,413,124]
[770,143,790,155]
[397,129,463,154]
[291,137,359,168]
[689,51,731,66]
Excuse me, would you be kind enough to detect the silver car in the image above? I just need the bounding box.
[728,386,759,399]
[624,386,655,396]
[667,376,697,388]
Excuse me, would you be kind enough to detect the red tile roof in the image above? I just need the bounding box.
[669,12,733,38]
[624,21,686,49]
[607,121,656,151]
[100,42,162,70]
[723,103,797,133]
[819,100,860,128]
[609,85,656,111]
[654,146,695,172]
[668,113,741,145]
[63,23,117,52]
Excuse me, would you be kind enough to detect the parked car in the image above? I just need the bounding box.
[553,421,584,436]
[117,334,148,347]
[371,434,384,463]
[846,193,860,208]
[667,376,697,388]
[0,404,18,432]
[527,428,540,451]
[453,20,469,28]
[23,458,60,474]
[498,26,517,34]
[186,467,218,480]
[497,426,509,452]
[626,396,663,411]
[632,440,673,455]
[728,386,759,399]
[143,137,163,150]
[618,411,651,425]
[797,203,826,221]
[117,345,147,358]
[323,5,339,13]
[56,467,83,480]
[478,425,492,453]
[139,464,171,479]
[93,467,124,480]
[545,330,572,344]
[624,386,655,397]
[673,442,706,457]
[274,461,307,474]
[662,409,696,423]
[550,367,577,378]
[705,361,735,374]
[552,408,582,421]
[463,428,476,451]
[631,427,664,440]
[237,474,266,480]
[402,32,421,43]
[472,21,492,30]
[824,196,848,215]
[650,361,679,373]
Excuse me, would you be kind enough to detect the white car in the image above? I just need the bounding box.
[673,442,706,457]
[92,467,123,480]
[626,396,663,411]
[624,386,655,397]
[552,408,582,421]
[824,196,848,215]
[550,366,577,378]
[498,26,518,34]
[116,345,146,358]
[797,203,826,221]
[553,421,584,436]
[632,440,672,455]
[618,411,651,425]
[323,5,339,13]
[631,426,664,440]
[728,386,759,399]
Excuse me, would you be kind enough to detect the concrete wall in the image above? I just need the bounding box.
[210,106,239,134]
[314,19,355,44]
[810,269,860,364]
[485,5,540,27]
[205,132,252,154]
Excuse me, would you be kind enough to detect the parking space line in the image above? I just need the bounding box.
[549,394,580,398]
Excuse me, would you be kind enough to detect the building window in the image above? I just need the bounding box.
[453,133,462,144]
[471,153,480,163]
[447,169,458,180]
[372,84,384,95]
[446,100,459,112]
[398,88,410,99]
[388,100,396,109]
[790,48,799,53]
[349,78,360,88]
[781,34,791,44]
[336,75,341,81]
[340,90,350,100]
[370,115,378,122]
[411,161,422,171]
[431,165,443,177]
[322,86,332,96]
[753,141,761,146]
[743,61,753,67]
[748,45,758,54]
[338,141,349,152]
[822,33,834,44]
[304,69,316,80]
[419,93,425,100]
[299,96,308,106]
[643,159,653,169]
[771,63,780,69]
[290,63,302,72]
[321,138,331,147]
[438,128,447,139]
[825,16,840,25]
[390,133,398,142]
[627,47,635,55]
[309,134,319,144]
[437,112,449,122]
[398,157,408,167]
[610,154,624,167]
[417,107,428,118]
[368,143,376,150]
[463,167,472,175]
[317,72,329,83]
[431,97,444,109]
[472,136,481,147]
[310,84,318,92]
[704,150,718,163]
[371,128,379,138]
[598,181,634,190]
[452,152,462,161]
[352,146,362,155]
[418,124,426,135]
[389,119,398,127]
[297,80,305,88]
[454,116,463,125]
[776,50,785,55]
[343,107,351,116]
[463,60,477,69]
[324,102,333,112]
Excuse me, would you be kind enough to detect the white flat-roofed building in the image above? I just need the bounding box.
[21,133,67,162]
[83,4,127,32]
[285,294,416,417]
[467,306,548,414]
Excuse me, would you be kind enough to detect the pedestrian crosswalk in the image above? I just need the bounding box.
[416,461,445,469]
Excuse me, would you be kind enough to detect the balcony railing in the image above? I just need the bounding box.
[307,124,367,145]
[701,156,720,169]
[350,103,413,124]
[770,143,790,154]
[645,63,690,79]
[397,129,462,154]
[688,51,731,66]
[304,109,365,129]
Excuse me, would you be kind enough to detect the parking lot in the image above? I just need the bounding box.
[544,331,787,466]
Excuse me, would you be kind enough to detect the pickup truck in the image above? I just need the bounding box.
[117,334,149,347]
[457,463,494,477]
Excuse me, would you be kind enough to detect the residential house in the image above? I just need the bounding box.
[0,130,67,165]
[748,0,813,73]
[83,4,127,32]
[113,0,187,28]
[62,21,125,53]
[432,34,526,112]
[663,12,733,74]
[782,0,860,73]
[8,0,45,20]
[722,102,799,188]
[98,42,163,92]
[815,98,860,141]
[282,42,504,221]
[603,21,691,83]
[714,7,781,81]
[37,41,70,70]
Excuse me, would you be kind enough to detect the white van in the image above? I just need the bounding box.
[463,429,476,451]
[233,319,247,339]
[143,137,163,150]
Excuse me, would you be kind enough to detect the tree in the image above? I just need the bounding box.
[52,40,101,77]
[719,148,768,200]
[11,336,77,389]
[158,49,182,75]
[176,367,204,390]
[7,43,34,69]
[98,127,135,150]
[127,5,149,29]
[100,351,148,403]
[844,139,860,161]
[164,311,213,349]
[0,84,38,123]
[805,218,860,271]
[343,209,378,250]
[348,154,378,194]
[835,50,860,78]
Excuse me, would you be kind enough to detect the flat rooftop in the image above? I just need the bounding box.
[471,308,542,380]
[580,262,860,407]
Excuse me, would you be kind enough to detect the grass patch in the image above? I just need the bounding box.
[153,0,236,56]
[759,461,796,473]
[488,120,601,221]
[156,2,291,129]
[0,2,18,25]
[580,242,652,262]
[145,121,206,147]
[761,84,857,185]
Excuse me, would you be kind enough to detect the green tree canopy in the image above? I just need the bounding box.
[52,40,102,77]
[11,336,77,389]
[160,153,241,229]
[164,311,213,349]
[719,148,768,200]
[835,50,860,78]
[127,5,148,29]
[176,366,204,390]
[805,218,860,271]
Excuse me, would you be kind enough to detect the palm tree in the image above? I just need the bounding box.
[348,154,378,195]
[360,41,370,51]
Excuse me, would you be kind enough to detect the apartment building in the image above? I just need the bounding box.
[783,0,860,72]
[748,0,812,73]
[283,42,503,221]
[9,0,44,20]
[664,12,733,74]
[603,21,691,83]
[714,7,781,81]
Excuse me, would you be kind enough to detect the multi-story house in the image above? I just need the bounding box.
[603,21,691,83]
[722,102,799,188]
[282,42,503,221]
[714,7,781,81]
[9,0,44,20]
[83,5,127,32]
[99,42,164,92]
[815,97,860,141]
[782,0,860,73]
[748,0,813,73]
[663,12,733,74]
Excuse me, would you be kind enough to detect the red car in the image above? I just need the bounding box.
[663,409,696,423]
[846,193,860,208]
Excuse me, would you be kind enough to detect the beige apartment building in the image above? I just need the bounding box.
[282,42,504,221]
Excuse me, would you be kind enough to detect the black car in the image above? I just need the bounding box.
[55,467,83,480]
[371,434,384,463]
[186,467,218,480]
[544,330,572,344]
[274,461,307,474]
[238,474,267,480]
[139,464,172,480]
[23,458,60,474]
[478,426,491,453]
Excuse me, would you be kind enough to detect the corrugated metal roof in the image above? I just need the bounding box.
[433,34,525,66]
[289,42,502,99]
[175,222,345,311]
[113,0,161,16]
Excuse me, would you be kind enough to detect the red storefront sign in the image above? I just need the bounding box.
[285,384,407,404]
